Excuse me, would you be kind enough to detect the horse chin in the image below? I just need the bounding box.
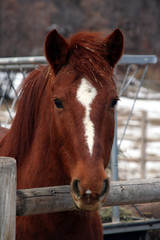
[73,196,105,211]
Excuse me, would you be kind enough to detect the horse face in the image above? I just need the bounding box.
[45,29,123,211]
[51,70,117,210]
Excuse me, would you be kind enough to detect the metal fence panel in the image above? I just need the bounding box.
[0,55,158,128]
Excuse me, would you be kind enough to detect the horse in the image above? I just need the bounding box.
[0,28,123,240]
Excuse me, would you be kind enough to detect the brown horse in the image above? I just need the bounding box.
[0,29,123,240]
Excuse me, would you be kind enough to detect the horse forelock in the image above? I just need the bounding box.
[68,32,114,87]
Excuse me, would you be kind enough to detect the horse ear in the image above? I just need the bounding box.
[103,28,124,67]
[44,29,69,74]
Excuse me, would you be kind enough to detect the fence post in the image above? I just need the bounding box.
[111,107,120,222]
[0,157,17,240]
[141,111,147,179]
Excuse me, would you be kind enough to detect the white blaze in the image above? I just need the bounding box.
[76,78,97,155]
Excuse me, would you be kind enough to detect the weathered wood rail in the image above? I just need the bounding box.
[1,157,160,239]
[17,178,160,216]
[118,110,160,179]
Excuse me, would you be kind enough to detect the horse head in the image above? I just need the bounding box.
[44,29,123,211]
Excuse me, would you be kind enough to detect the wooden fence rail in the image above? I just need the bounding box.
[1,157,160,239]
[17,178,160,216]
[118,110,160,179]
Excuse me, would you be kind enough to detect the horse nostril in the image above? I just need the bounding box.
[99,179,110,198]
[71,179,81,198]
[71,178,110,201]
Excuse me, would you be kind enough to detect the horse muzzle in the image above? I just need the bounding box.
[70,178,110,211]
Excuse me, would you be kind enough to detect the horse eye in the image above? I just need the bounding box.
[54,99,64,109]
[110,98,119,108]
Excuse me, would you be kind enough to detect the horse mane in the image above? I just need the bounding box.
[0,66,50,162]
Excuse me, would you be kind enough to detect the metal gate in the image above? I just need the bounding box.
[0,55,157,128]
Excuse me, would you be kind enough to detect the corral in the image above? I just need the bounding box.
[0,54,160,239]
